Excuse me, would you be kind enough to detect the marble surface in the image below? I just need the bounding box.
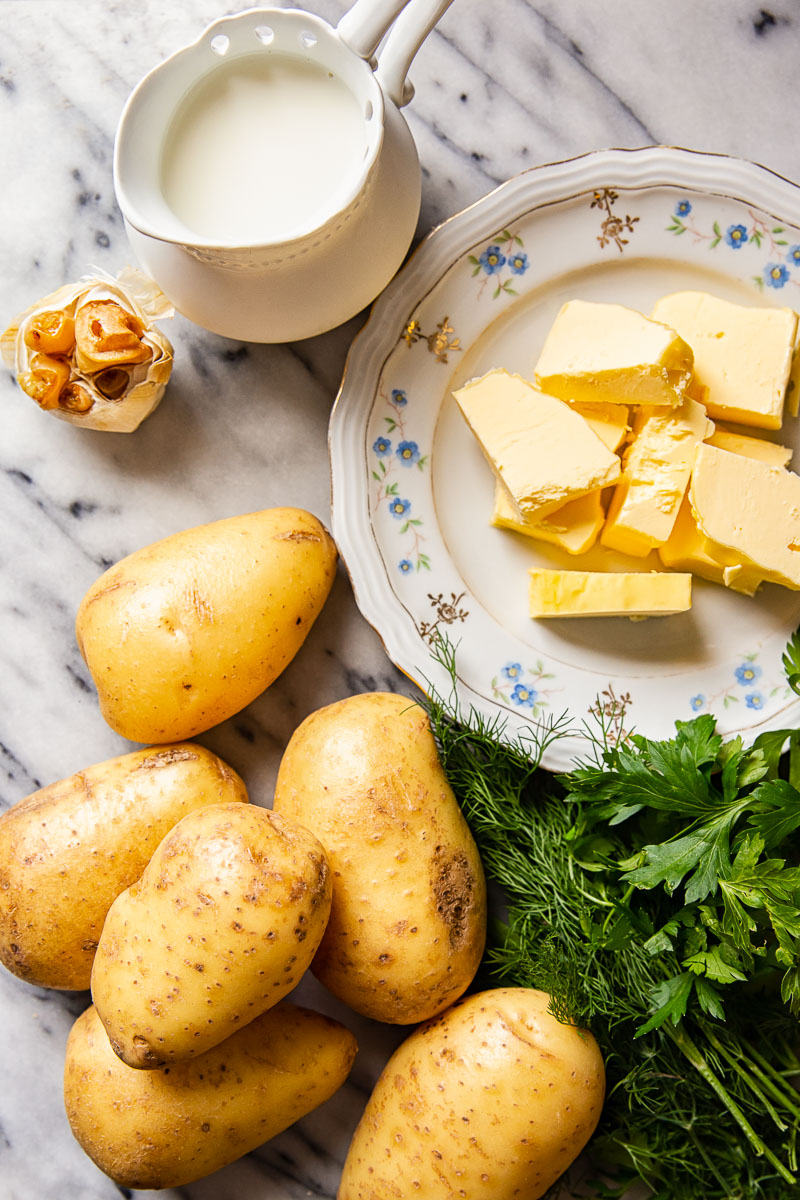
[2,1,800,1196]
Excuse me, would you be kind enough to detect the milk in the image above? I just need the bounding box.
[160,52,368,243]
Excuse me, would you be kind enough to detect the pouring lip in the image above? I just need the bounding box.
[113,6,387,252]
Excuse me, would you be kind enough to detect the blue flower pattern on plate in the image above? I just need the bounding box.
[396,440,421,466]
[372,387,430,573]
[735,663,762,686]
[725,224,748,248]
[479,245,506,275]
[667,203,797,297]
[502,662,523,681]
[765,263,789,288]
[511,683,537,708]
[389,497,411,519]
[469,229,529,299]
[689,649,794,714]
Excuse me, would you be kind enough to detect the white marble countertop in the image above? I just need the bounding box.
[2,1,800,1197]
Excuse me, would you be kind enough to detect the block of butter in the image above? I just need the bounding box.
[492,483,605,555]
[601,397,713,556]
[651,291,798,430]
[660,429,793,593]
[706,424,792,467]
[534,300,694,406]
[658,496,764,596]
[690,444,800,590]
[572,401,629,452]
[528,568,692,618]
[786,333,800,418]
[453,369,621,522]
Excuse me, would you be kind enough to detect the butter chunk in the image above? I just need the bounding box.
[572,402,629,452]
[658,496,763,595]
[601,397,713,557]
[528,568,692,618]
[690,444,800,590]
[706,424,792,468]
[534,300,694,406]
[660,427,791,593]
[492,483,604,555]
[453,369,621,522]
[786,330,800,419]
[651,291,798,430]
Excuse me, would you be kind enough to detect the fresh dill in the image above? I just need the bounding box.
[423,636,800,1199]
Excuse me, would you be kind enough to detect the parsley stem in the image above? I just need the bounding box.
[702,1028,789,1130]
[789,733,800,791]
[666,1024,797,1185]
[739,1038,800,1120]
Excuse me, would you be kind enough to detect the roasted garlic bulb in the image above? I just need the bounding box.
[1,268,173,432]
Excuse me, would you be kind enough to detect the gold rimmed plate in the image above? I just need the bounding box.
[329,147,800,769]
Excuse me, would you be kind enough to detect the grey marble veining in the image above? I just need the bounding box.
[2,1,800,1197]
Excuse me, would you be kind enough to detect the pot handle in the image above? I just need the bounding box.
[374,0,454,106]
[336,0,414,60]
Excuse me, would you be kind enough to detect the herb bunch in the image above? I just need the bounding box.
[424,637,800,1199]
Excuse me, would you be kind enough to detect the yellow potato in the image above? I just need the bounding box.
[273,692,486,1024]
[0,744,247,990]
[75,507,337,743]
[91,802,332,1067]
[338,988,605,1200]
[65,1002,357,1189]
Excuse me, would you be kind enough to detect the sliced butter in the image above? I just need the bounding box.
[651,291,798,431]
[534,300,693,406]
[786,330,800,419]
[690,444,800,590]
[601,397,713,556]
[706,424,792,468]
[572,401,629,452]
[660,426,792,593]
[453,369,621,523]
[528,568,692,618]
[657,496,763,596]
[492,483,605,555]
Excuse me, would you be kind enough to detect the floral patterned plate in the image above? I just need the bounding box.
[329,147,800,770]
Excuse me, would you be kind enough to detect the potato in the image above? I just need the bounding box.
[338,988,605,1200]
[91,802,332,1067]
[65,1001,357,1189]
[273,692,486,1024]
[75,507,337,743]
[0,744,247,990]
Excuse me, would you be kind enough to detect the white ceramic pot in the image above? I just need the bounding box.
[114,0,452,342]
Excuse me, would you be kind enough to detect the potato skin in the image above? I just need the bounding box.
[91,802,332,1067]
[65,1002,357,1190]
[273,692,486,1024]
[0,744,247,990]
[75,507,337,743]
[338,988,605,1200]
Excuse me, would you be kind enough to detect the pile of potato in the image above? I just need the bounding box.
[0,505,605,1197]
